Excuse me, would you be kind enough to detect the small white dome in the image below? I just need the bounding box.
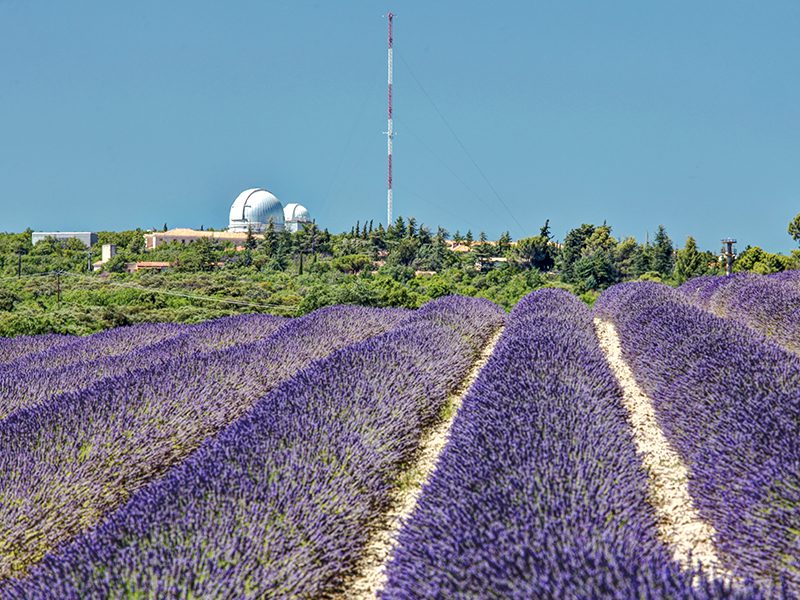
[228,188,284,232]
[283,203,311,223]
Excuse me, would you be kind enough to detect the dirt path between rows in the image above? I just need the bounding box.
[338,326,504,600]
[594,318,727,576]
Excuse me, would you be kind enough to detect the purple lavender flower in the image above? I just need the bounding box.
[2,297,504,599]
[0,305,410,582]
[381,289,754,599]
[596,281,800,593]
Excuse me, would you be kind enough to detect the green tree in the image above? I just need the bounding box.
[513,222,556,271]
[557,224,595,282]
[573,249,618,293]
[387,237,420,267]
[331,254,372,274]
[734,246,794,274]
[652,225,674,278]
[497,231,512,255]
[407,217,417,238]
[673,236,705,283]
[390,216,407,240]
[177,238,216,272]
[584,225,616,253]
[262,219,278,258]
[614,237,640,280]
[789,213,800,246]
[245,226,257,251]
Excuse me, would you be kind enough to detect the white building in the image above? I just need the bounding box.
[32,231,97,247]
[228,188,286,233]
[283,202,312,233]
[144,187,313,251]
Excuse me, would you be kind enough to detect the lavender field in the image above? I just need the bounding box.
[0,282,797,599]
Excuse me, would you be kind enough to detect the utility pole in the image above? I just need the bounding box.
[298,250,304,276]
[87,250,93,272]
[311,221,318,263]
[384,11,395,227]
[17,251,22,278]
[721,238,737,276]
[56,270,62,305]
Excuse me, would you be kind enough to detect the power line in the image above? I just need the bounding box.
[397,51,526,237]
[402,123,493,223]
[395,184,480,233]
[57,272,297,312]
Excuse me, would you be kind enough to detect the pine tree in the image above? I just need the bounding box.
[263,219,277,258]
[673,236,704,283]
[407,217,417,238]
[652,225,675,278]
[497,231,512,254]
[539,219,551,240]
[465,230,474,245]
[245,226,256,251]
[393,216,407,238]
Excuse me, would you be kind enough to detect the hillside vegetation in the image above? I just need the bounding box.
[0,216,796,336]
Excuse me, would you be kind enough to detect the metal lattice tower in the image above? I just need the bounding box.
[721,238,737,276]
[385,12,395,227]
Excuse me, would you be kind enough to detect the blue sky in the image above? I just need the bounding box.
[1,1,798,252]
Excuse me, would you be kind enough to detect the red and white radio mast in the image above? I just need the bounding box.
[385,11,395,226]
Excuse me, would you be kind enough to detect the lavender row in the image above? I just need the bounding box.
[381,289,739,598]
[0,321,187,377]
[0,334,75,367]
[4,296,505,599]
[680,273,800,354]
[768,270,800,286]
[0,313,287,421]
[0,305,409,581]
[595,282,800,592]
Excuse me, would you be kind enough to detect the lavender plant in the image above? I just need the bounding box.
[0,313,287,421]
[680,273,800,354]
[0,305,409,581]
[381,289,750,599]
[3,297,504,598]
[0,322,187,377]
[0,334,75,367]
[596,282,800,592]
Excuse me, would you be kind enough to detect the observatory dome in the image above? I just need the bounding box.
[228,188,284,233]
[283,203,310,222]
[283,203,311,233]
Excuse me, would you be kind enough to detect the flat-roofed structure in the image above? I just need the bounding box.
[32,232,97,247]
[144,228,263,250]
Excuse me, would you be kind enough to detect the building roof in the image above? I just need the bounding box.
[132,261,173,268]
[284,203,311,222]
[146,229,263,241]
[228,188,284,231]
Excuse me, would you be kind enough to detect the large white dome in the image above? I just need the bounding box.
[228,188,284,233]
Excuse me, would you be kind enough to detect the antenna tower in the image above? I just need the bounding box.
[385,12,395,226]
[721,238,737,276]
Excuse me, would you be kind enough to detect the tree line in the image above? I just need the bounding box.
[0,214,797,336]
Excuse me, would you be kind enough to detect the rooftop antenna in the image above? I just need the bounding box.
[384,11,395,227]
[721,238,737,276]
